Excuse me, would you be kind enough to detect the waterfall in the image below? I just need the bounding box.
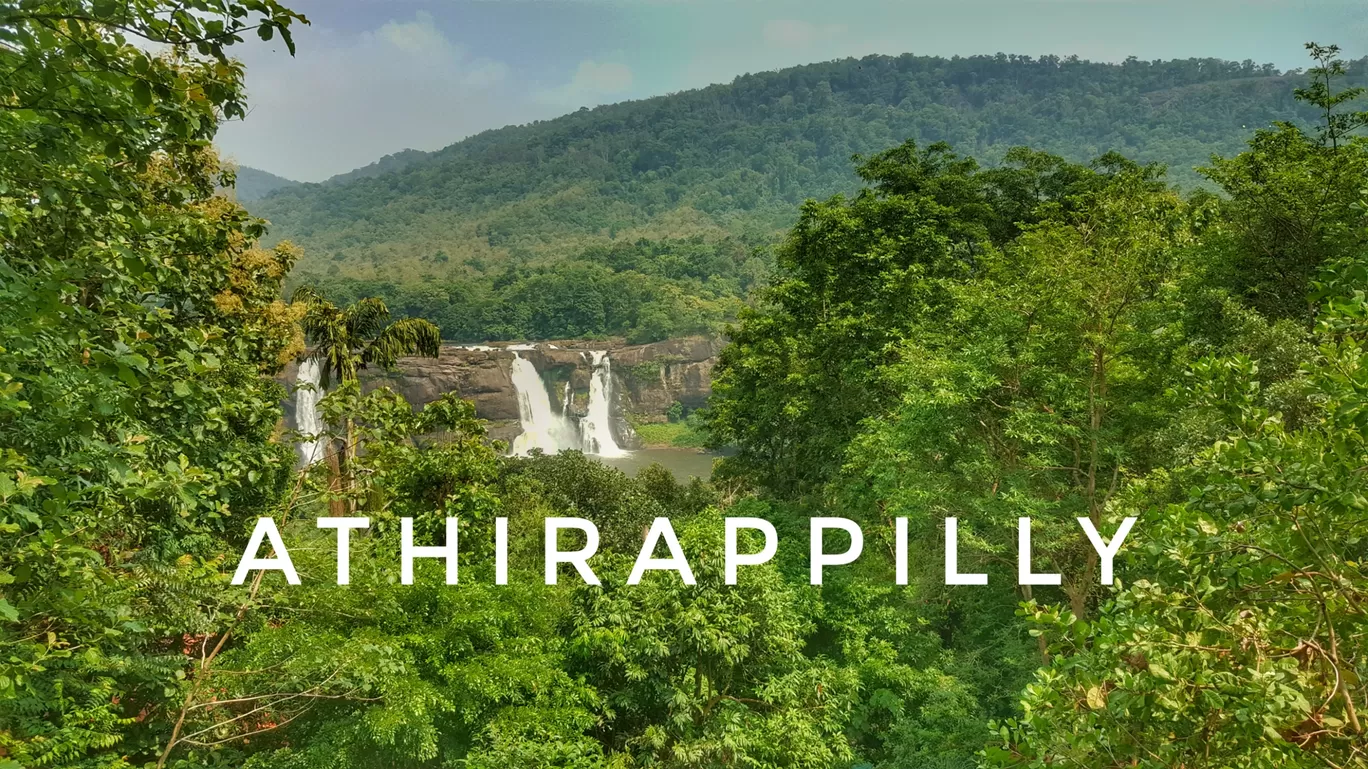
[295,358,326,466]
[510,353,578,456]
[580,351,627,457]
[507,347,629,457]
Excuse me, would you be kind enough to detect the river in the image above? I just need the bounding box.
[595,448,720,481]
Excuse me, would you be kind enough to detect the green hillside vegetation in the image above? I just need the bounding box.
[230,165,301,201]
[231,152,428,204]
[630,405,711,448]
[322,147,432,186]
[309,235,764,343]
[251,52,1364,342]
[707,43,1368,768]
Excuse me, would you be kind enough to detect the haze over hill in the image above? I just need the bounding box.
[230,165,301,201]
[233,148,433,201]
[243,51,1365,343]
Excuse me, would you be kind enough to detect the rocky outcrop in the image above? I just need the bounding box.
[360,347,523,442]
[363,348,518,420]
[281,336,723,446]
[611,336,722,422]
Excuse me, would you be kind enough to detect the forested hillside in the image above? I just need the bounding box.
[247,52,1366,343]
[231,165,301,201]
[232,153,428,203]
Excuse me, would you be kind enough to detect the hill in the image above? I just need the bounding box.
[320,147,432,186]
[230,165,301,201]
[247,52,1364,343]
[223,155,427,202]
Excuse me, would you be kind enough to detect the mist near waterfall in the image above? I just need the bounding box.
[510,349,627,457]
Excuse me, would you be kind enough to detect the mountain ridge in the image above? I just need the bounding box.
[231,147,433,202]
[229,165,301,201]
[240,51,1364,342]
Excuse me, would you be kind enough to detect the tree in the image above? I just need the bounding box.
[292,287,442,389]
[990,250,1368,769]
[569,511,859,768]
[1296,43,1368,151]
[707,142,996,495]
[155,389,557,769]
[290,287,441,510]
[1199,43,1368,322]
[0,1,305,765]
[859,157,1191,614]
[707,143,1128,496]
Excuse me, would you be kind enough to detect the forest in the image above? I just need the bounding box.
[242,44,1368,343]
[303,236,765,344]
[1,2,1367,769]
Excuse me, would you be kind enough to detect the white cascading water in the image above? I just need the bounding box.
[294,357,326,466]
[580,351,627,457]
[510,353,578,456]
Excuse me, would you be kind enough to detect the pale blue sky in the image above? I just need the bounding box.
[214,0,1368,181]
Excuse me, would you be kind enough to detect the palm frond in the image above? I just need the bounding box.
[344,297,391,338]
[290,284,327,306]
[363,318,442,368]
[298,302,343,344]
[292,288,351,386]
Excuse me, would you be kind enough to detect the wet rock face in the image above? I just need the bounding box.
[364,348,519,422]
[281,336,722,446]
[611,336,722,421]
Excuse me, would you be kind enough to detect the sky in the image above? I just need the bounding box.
[213,0,1368,182]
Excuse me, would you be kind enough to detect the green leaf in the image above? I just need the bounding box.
[132,79,152,107]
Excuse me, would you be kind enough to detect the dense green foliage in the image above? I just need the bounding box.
[4,4,1368,768]
[708,42,1368,769]
[231,152,427,204]
[293,288,441,389]
[629,414,709,450]
[305,235,765,343]
[250,51,1363,342]
[0,1,307,765]
[996,291,1368,766]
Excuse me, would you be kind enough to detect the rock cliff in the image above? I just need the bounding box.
[283,336,722,447]
[609,336,722,422]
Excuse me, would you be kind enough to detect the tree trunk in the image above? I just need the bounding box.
[1068,582,1088,623]
[325,440,346,517]
[343,416,356,514]
[1076,343,1107,619]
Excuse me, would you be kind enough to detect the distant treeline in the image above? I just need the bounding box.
[260,52,1362,297]
[300,236,769,343]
